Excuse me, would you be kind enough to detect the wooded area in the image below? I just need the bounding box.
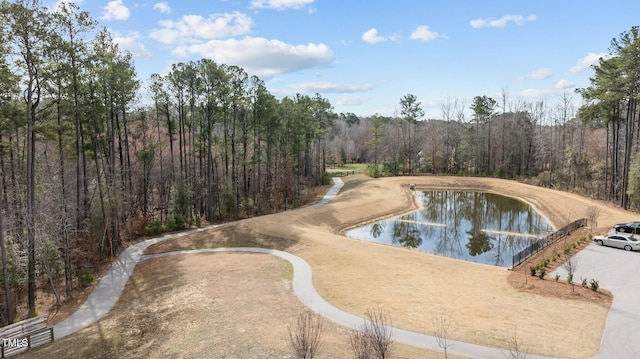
[0,0,639,330]
[0,0,333,325]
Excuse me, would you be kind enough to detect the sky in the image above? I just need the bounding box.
[46,0,640,119]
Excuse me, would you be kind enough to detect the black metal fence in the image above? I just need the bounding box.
[512,218,588,269]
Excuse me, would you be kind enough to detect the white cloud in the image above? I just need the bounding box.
[250,0,315,10]
[288,81,374,93]
[469,14,536,29]
[570,52,612,74]
[114,33,152,58]
[150,12,254,45]
[101,0,130,20]
[362,28,387,44]
[410,25,441,42]
[49,0,84,13]
[555,79,574,90]
[101,0,130,21]
[174,36,333,78]
[153,2,171,14]
[522,68,553,80]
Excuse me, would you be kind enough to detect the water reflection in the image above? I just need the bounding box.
[345,191,551,267]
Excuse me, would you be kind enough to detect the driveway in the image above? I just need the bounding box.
[551,241,640,358]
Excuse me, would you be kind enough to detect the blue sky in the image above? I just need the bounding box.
[47,0,640,119]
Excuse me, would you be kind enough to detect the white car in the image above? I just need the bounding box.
[594,234,640,251]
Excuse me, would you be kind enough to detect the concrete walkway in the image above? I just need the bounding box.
[52,177,344,339]
[308,177,344,207]
[53,224,223,339]
[143,247,550,359]
[52,176,612,358]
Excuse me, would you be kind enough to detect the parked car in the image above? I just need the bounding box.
[593,233,640,251]
[613,221,640,234]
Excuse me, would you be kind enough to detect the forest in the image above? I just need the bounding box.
[1,0,639,327]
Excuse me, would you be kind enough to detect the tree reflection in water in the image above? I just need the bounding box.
[466,230,493,256]
[347,190,551,267]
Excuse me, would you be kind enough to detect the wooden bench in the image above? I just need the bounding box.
[0,315,53,357]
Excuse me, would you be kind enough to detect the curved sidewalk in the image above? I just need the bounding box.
[52,176,559,358]
[52,177,344,339]
[52,224,222,339]
[143,247,551,359]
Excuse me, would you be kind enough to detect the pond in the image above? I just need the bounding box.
[345,190,553,267]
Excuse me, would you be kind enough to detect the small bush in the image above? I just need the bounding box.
[537,267,546,279]
[567,273,574,286]
[288,311,324,359]
[555,273,560,282]
[144,219,165,236]
[581,277,588,288]
[350,307,394,359]
[80,270,94,287]
[166,215,186,231]
[563,246,571,255]
[530,266,537,277]
[589,279,599,292]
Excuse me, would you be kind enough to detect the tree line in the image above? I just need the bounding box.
[330,27,640,212]
[0,0,333,325]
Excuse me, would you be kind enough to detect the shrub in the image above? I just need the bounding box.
[366,165,381,178]
[288,311,324,359]
[563,246,571,255]
[567,273,574,286]
[590,279,599,292]
[555,273,560,282]
[537,267,546,279]
[144,219,164,236]
[530,266,537,277]
[80,270,94,287]
[166,215,185,231]
[581,277,588,288]
[350,307,394,359]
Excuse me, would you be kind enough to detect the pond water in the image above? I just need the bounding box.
[345,191,553,267]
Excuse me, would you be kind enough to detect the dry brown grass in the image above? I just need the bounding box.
[30,174,640,359]
[24,253,454,359]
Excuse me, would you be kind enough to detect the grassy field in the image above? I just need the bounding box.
[325,163,368,174]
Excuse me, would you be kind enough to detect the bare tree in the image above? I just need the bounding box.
[288,311,324,359]
[433,308,453,358]
[366,307,394,359]
[349,307,394,359]
[563,255,579,293]
[349,326,372,359]
[504,324,529,359]
[586,206,599,230]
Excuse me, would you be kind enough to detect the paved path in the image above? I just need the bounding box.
[143,247,550,359]
[53,225,223,339]
[53,176,623,358]
[308,177,343,207]
[52,177,344,339]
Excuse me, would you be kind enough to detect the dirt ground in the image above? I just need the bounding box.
[29,175,640,358]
